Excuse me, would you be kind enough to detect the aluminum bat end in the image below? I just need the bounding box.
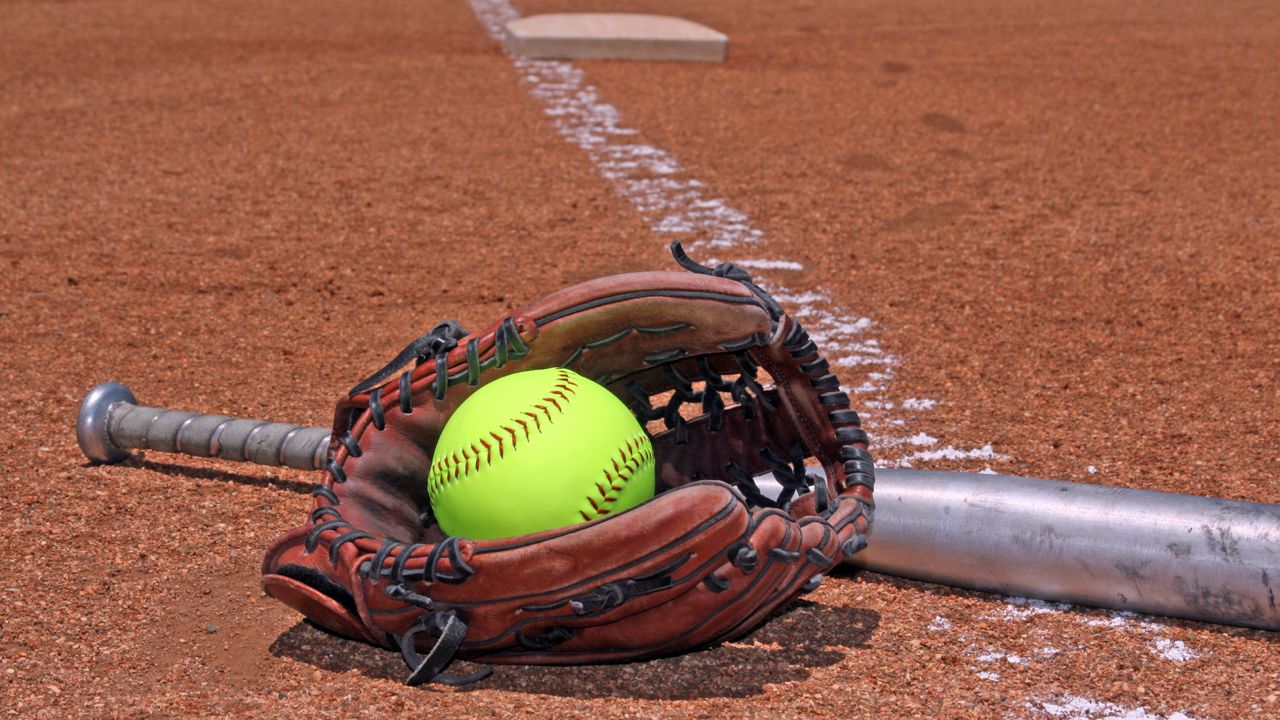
[76,382,138,464]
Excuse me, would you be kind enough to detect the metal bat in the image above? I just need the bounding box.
[77,382,1280,632]
[77,382,332,470]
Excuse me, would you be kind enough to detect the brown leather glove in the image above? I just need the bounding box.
[261,244,875,685]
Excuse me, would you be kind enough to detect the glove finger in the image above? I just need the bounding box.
[699,510,841,647]
[479,507,822,664]
[821,491,874,560]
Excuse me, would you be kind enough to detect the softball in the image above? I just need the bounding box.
[427,368,656,540]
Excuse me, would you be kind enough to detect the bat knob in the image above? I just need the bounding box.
[77,382,138,464]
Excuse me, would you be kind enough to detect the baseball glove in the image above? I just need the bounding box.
[261,243,875,685]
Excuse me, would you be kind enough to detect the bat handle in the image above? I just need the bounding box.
[75,382,331,471]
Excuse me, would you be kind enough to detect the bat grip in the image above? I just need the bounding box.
[76,382,331,471]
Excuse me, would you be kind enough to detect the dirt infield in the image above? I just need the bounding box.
[2,0,1277,717]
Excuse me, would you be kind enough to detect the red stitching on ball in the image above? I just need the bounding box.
[582,431,654,521]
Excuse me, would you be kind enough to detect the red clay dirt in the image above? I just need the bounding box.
[2,0,1277,717]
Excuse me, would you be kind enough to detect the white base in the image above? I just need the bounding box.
[504,13,728,63]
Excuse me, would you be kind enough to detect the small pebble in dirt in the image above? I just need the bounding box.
[206,624,219,634]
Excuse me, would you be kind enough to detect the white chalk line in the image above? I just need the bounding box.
[942,599,1207,713]
[929,601,1207,718]
[980,599,1206,663]
[1025,694,1206,720]
[466,0,1004,467]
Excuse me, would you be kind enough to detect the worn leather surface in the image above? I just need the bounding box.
[262,257,874,670]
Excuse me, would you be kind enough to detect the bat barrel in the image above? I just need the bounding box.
[76,382,331,471]
[854,469,1280,631]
